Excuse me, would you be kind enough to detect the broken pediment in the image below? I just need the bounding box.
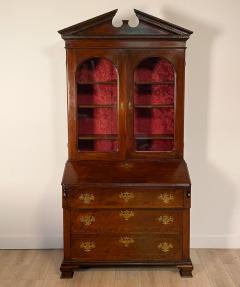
[58,9,193,40]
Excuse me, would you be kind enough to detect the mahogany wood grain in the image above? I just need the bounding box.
[65,188,185,209]
[62,160,191,186]
[59,9,193,278]
[70,233,181,261]
[71,209,183,233]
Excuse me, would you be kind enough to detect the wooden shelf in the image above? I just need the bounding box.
[78,135,117,140]
[135,134,174,140]
[78,104,117,108]
[135,81,174,85]
[134,104,173,108]
[78,81,117,85]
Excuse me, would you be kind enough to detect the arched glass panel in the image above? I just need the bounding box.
[134,57,175,151]
[76,57,118,152]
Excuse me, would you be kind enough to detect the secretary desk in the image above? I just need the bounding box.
[58,9,193,278]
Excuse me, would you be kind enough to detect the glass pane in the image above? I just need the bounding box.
[76,57,118,152]
[134,84,174,105]
[78,108,117,135]
[134,57,175,152]
[76,57,117,82]
[134,107,174,135]
[134,57,174,82]
[78,139,118,152]
[136,139,174,151]
[78,84,117,105]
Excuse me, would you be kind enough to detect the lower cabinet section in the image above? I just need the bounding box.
[70,233,182,261]
[61,161,192,278]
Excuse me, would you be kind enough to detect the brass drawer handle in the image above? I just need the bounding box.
[80,241,95,252]
[119,191,135,202]
[80,215,95,226]
[119,236,134,247]
[158,215,174,225]
[158,193,174,204]
[158,242,173,253]
[119,210,135,220]
[79,193,95,204]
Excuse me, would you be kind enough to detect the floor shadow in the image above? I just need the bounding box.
[162,9,236,247]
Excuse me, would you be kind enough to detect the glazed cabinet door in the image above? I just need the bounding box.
[126,50,185,159]
[67,49,127,160]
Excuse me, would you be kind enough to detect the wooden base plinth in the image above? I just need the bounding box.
[60,259,193,279]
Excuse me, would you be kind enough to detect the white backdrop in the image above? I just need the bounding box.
[0,0,240,248]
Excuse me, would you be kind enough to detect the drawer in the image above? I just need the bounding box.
[65,187,186,209]
[71,209,182,233]
[70,233,181,261]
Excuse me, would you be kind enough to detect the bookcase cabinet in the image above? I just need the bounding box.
[59,9,193,278]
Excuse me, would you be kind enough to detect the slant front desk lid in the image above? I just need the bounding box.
[62,160,191,187]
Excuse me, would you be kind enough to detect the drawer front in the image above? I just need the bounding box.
[70,233,181,261]
[71,209,182,233]
[65,188,185,209]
